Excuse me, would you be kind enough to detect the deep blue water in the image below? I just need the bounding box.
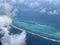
[14,12,60,45]
[0,32,60,45]
[9,26,60,45]
[14,10,60,45]
[8,26,60,45]
[0,25,60,45]
[27,32,60,45]
[15,9,60,30]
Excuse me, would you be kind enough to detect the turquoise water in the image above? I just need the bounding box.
[13,19,60,41]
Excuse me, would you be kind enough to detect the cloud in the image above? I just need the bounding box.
[1,31,26,45]
[28,1,39,8]
[40,8,46,13]
[43,0,60,3]
[0,16,26,45]
[12,0,17,3]
[0,16,12,34]
[0,15,26,45]
[18,0,25,3]
[40,0,60,6]
[12,0,25,4]
[3,3,12,15]
[0,1,13,16]
[48,10,58,15]
[0,0,27,45]
[44,0,53,3]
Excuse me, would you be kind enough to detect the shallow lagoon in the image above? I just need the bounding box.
[13,19,60,42]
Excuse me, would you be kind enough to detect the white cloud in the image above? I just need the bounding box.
[0,16,12,34]
[12,0,16,3]
[18,0,25,3]
[41,0,60,5]
[0,13,26,45]
[28,1,39,8]
[0,16,12,27]
[1,31,26,45]
[45,0,53,3]
[0,0,27,45]
[3,3,12,15]
[48,0,60,5]
[0,1,13,16]
[48,10,58,15]
[40,8,46,13]
[12,0,25,4]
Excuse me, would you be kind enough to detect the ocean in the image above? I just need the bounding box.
[27,32,60,45]
[10,25,60,45]
[0,32,60,45]
[0,24,60,45]
[13,14,60,45]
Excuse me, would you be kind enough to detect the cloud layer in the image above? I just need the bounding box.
[1,30,26,45]
[0,15,26,45]
[0,0,27,45]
